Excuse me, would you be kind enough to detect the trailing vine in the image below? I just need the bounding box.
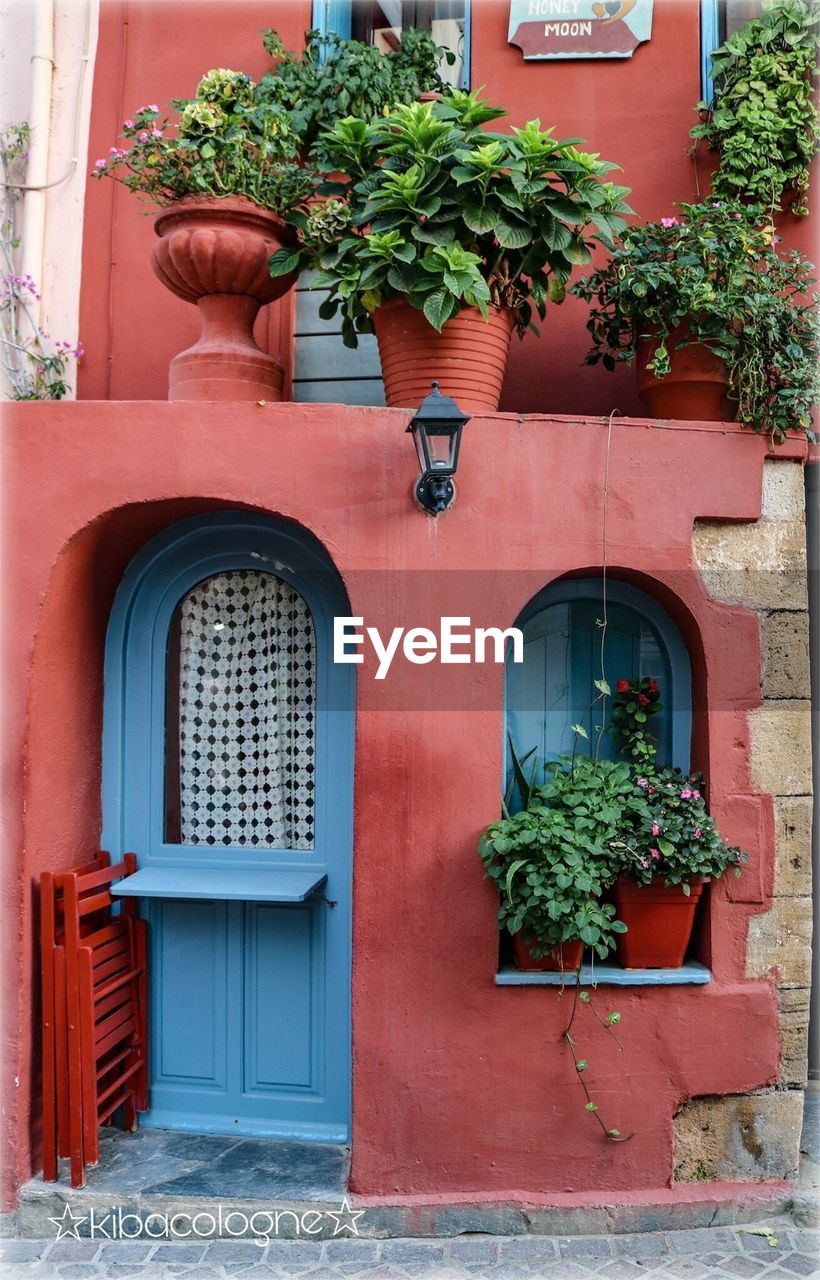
[691,0,820,216]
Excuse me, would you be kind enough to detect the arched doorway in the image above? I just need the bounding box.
[103,512,354,1141]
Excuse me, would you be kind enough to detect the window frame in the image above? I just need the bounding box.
[505,578,693,782]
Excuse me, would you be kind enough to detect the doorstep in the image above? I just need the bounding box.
[15,1130,797,1240]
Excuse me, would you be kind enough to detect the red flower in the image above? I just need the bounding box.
[616,679,630,693]
[648,680,659,695]
[638,693,649,707]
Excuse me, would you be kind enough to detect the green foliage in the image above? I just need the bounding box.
[91,69,312,213]
[611,676,662,766]
[272,91,633,346]
[478,755,632,960]
[258,26,453,159]
[572,200,818,442]
[691,0,819,216]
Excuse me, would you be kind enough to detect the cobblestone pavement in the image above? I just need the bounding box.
[1,1223,817,1279]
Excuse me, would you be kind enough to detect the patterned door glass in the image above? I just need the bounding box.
[165,570,316,850]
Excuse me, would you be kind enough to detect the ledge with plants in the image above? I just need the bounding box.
[271,89,632,411]
[91,26,451,402]
[479,675,746,977]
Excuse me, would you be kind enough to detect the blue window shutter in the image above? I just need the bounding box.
[312,0,352,39]
[700,0,721,104]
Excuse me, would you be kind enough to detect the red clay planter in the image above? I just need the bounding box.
[151,196,296,402]
[373,299,514,412]
[636,327,735,423]
[513,934,583,973]
[613,877,704,969]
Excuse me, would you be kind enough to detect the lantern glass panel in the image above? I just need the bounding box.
[425,426,456,471]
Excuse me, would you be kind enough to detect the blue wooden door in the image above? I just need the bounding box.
[103,514,354,1142]
[506,579,691,793]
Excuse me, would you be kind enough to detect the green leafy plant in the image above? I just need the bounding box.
[271,91,632,346]
[258,26,453,160]
[91,68,312,213]
[572,200,818,442]
[479,751,630,960]
[691,0,819,216]
[611,676,662,766]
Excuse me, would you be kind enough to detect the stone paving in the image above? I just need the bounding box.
[1,1222,818,1280]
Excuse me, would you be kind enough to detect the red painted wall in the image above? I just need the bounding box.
[2,399,807,1205]
[78,0,818,414]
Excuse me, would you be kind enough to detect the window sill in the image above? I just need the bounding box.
[494,961,711,986]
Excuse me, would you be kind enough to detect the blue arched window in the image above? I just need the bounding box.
[506,579,691,788]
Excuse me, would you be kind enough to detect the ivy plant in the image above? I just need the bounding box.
[270,90,633,346]
[572,200,818,442]
[691,0,819,216]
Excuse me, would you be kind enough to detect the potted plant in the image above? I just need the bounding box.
[609,678,747,969]
[572,200,818,439]
[271,90,632,411]
[92,69,313,401]
[479,749,629,972]
[691,0,819,218]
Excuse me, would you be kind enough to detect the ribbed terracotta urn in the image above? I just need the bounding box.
[373,298,514,412]
[151,196,297,402]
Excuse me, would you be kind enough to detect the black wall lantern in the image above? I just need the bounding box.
[406,381,470,515]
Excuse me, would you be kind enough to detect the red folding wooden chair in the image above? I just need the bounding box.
[40,854,109,1182]
[56,854,148,1188]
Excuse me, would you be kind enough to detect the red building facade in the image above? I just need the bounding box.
[1,0,814,1223]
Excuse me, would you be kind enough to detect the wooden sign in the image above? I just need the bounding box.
[508,0,653,59]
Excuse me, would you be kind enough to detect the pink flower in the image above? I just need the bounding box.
[652,823,660,836]
[661,217,678,228]
[648,786,656,794]
[650,848,661,860]
[149,103,159,112]
[692,789,701,800]
[694,827,702,839]
[151,128,162,139]
[94,158,106,169]
[681,788,692,799]
[124,118,134,129]
[637,777,648,788]
[640,857,649,868]
[138,131,149,142]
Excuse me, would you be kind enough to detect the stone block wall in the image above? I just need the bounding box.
[679,460,813,1182]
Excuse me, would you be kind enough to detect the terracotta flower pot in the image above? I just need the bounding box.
[636,325,735,423]
[513,933,583,973]
[373,298,514,412]
[613,876,704,969]
[151,195,297,402]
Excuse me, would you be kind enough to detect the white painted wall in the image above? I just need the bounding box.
[0,0,98,400]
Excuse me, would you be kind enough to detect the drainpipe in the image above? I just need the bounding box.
[20,0,55,331]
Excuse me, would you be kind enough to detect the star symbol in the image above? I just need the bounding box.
[325,1196,365,1237]
[49,1202,88,1242]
